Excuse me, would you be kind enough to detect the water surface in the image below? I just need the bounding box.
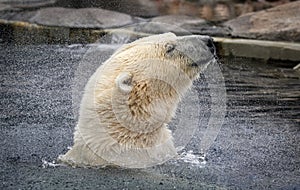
[0,44,299,189]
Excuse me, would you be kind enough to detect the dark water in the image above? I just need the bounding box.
[0,44,299,189]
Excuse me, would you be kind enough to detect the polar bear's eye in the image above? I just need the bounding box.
[165,43,176,54]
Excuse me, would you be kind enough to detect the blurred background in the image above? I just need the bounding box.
[0,0,296,21]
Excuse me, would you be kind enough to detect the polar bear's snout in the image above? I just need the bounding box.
[175,35,217,69]
[177,35,216,56]
[201,36,216,56]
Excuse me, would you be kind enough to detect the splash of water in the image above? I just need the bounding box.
[178,150,207,167]
[42,158,62,168]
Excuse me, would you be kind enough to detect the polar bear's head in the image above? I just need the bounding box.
[112,33,216,92]
[105,32,216,138]
[110,32,216,100]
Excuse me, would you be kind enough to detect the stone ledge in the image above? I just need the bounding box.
[1,18,299,62]
[214,37,300,62]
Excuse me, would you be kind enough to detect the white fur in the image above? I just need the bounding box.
[59,33,212,168]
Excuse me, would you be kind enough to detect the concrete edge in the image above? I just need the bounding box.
[213,37,300,62]
[1,19,299,62]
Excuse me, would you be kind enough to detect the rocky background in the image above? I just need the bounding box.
[0,0,299,44]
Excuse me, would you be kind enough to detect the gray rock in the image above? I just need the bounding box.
[0,0,53,3]
[0,0,55,8]
[29,7,133,29]
[0,6,17,20]
[224,1,300,42]
[151,15,208,34]
[0,3,11,11]
[134,15,230,37]
[0,10,36,22]
[54,0,159,17]
[151,15,207,27]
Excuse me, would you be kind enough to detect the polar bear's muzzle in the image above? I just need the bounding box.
[201,36,216,56]
[175,35,217,68]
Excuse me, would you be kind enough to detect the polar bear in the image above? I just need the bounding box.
[59,32,216,168]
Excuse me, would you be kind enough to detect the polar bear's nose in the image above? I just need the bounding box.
[202,36,216,55]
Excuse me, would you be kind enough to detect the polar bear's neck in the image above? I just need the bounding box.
[107,124,172,149]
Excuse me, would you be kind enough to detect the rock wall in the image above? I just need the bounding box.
[225,1,300,42]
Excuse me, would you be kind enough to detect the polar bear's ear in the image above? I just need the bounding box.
[115,72,133,93]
